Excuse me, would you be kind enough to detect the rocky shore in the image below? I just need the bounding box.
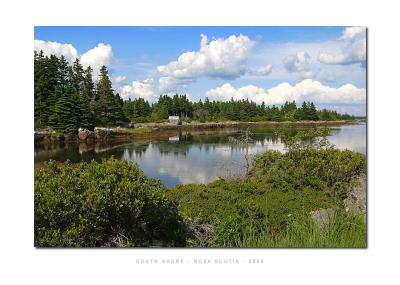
[34,120,358,144]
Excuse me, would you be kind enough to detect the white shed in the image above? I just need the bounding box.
[168,116,181,125]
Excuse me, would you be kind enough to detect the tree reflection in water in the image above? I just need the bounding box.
[34,124,366,187]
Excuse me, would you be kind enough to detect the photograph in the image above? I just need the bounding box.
[33,26,367,248]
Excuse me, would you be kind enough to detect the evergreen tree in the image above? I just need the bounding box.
[95,66,125,126]
[83,66,96,115]
[34,51,46,127]
[77,91,94,129]
[49,87,78,132]
[34,52,355,132]
[72,59,85,93]
[308,102,318,121]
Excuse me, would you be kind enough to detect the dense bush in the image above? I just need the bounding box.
[251,148,366,198]
[35,158,186,247]
[167,178,337,247]
[167,145,366,247]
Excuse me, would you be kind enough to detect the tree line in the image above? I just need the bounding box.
[35,52,355,132]
[124,95,355,123]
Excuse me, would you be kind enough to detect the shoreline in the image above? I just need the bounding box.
[34,120,360,144]
[135,119,358,129]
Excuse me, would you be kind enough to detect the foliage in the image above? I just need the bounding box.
[167,128,366,247]
[95,66,127,126]
[34,158,186,247]
[251,127,366,197]
[35,145,366,247]
[167,177,340,247]
[275,125,333,150]
[35,51,354,132]
[146,97,354,123]
[152,94,193,119]
[34,52,126,132]
[123,97,152,122]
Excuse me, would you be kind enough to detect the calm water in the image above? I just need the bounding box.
[34,123,366,187]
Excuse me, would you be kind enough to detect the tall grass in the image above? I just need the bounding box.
[232,212,366,248]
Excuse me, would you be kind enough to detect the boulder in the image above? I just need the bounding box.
[94,127,111,141]
[310,208,335,228]
[78,128,94,141]
[344,174,367,216]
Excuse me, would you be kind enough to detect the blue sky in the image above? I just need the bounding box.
[34,26,366,115]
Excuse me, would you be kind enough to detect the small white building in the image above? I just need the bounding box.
[168,116,181,125]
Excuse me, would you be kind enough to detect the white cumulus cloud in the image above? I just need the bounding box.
[157,34,255,91]
[119,78,158,102]
[318,27,366,66]
[206,79,366,105]
[34,40,78,63]
[80,43,114,77]
[34,40,114,79]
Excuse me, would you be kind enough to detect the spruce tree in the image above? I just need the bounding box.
[309,102,318,121]
[49,87,78,132]
[72,59,85,93]
[77,91,94,129]
[95,66,123,126]
[83,66,96,116]
[34,51,45,127]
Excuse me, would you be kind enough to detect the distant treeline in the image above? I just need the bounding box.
[125,95,355,123]
[35,52,355,132]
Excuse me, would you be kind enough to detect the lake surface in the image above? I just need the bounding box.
[34,123,366,187]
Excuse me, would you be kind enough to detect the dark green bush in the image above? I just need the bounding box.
[167,178,336,247]
[333,182,349,200]
[166,147,365,247]
[251,148,366,196]
[35,158,186,247]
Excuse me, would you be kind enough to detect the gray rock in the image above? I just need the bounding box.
[94,127,111,140]
[344,174,367,215]
[310,208,335,227]
[78,128,94,141]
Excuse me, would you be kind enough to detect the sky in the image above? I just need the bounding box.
[34,26,367,115]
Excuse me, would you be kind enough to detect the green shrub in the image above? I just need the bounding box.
[333,182,349,200]
[167,178,337,247]
[132,116,150,123]
[167,146,366,247]
[35,158,186,247]
[251,148,366,196]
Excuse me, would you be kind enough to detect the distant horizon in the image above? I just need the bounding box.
[34,26,367,116]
